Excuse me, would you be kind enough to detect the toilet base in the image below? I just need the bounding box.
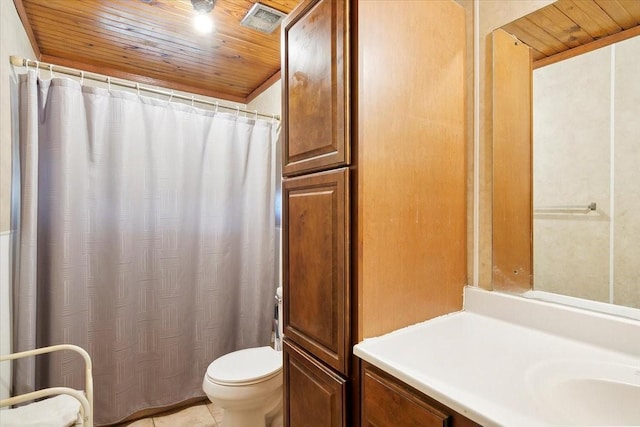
[267,411,283,427]
[205,374,282,427]
[218,393,282,427]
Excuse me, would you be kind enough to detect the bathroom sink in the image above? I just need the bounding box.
[526,360,640,425]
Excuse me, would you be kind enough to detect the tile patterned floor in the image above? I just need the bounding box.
[118,402,223,427]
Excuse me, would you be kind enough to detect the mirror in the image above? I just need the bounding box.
[532,36,640,310]
[491,0,640,315]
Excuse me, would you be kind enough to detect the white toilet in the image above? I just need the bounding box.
[203,287,283,427]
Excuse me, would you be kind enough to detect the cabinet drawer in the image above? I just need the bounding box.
[282,0,350,176]
[362,363,480,427]
[284,339,346,427]
[282,168,349,374]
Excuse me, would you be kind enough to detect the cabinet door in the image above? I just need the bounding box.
[282,0,350,176]
[284,339,346,427]
[362,363,479,427]
[283,168,349,374]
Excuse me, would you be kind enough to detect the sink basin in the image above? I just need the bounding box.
[526,360,640,425]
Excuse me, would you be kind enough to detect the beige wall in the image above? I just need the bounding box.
[613,36,640,309]
[1,0,36,400]
[476,0,554,287]
[248,80,283,289]
[247,79,281,118]
[1,0,36,232]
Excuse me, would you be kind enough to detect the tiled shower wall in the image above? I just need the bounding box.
[533,36,640,309]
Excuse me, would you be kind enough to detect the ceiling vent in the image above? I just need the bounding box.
[240,2,286,34]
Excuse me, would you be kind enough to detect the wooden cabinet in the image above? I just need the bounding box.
[284,339,346,427]
[354,0,467,339]
[281,0,349,176]
[361,362,479,427]
[282,0,467,425]
[282,2,352,424]
[282,168,350,374]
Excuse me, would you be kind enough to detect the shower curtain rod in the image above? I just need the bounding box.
[9,55,280,121]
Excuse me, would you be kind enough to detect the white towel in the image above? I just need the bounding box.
[0,394,82,427]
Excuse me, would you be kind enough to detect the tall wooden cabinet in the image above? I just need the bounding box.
[282,1,467,425]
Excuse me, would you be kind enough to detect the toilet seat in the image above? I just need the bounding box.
[206,346,282,386]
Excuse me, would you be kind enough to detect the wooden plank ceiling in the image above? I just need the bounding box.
[502,0,640,68]
[15,0,302,103]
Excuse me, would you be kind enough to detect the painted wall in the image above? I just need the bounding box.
[248,80,283,289]
[247,80,281,118]
[613,36,640,308]
[533,36,640,309]
[1,0,35,232]
[0,231,10,400]
[1,0,36,400]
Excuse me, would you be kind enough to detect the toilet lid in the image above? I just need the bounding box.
[206,346,282,385]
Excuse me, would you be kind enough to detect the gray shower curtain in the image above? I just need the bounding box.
[13,71,279,424]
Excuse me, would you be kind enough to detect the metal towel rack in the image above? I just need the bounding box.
[533,202,597,215]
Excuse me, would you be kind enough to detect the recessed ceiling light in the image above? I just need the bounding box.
[191,0,216,33]
[194,13,214,33]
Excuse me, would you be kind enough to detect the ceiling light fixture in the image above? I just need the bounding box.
[191,0,215,13]
[191,0,216,34]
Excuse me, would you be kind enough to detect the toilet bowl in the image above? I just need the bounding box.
[202,288,283,427]
[203,346,282,427]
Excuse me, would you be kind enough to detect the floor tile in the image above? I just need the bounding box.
[118,418,155,427]
[153,403,217,427]
[206,402,224,425]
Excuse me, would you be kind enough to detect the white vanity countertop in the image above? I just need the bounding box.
[353,287,640,427]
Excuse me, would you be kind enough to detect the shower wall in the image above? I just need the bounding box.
[533,36,640,309]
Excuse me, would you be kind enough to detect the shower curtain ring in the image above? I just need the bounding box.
[35,60,40,79]
[25,59,30,73]
[254,110,258,120]
[49,64,55,78]
[136,83,141,96]
[235,106,240,117]
[80,71,84,86]
[191,95,195,107]
[107,77,111,92]
[168,90,174,104]
[215,102,219,113]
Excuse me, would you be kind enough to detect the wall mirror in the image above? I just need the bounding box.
[491,0,640,317]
